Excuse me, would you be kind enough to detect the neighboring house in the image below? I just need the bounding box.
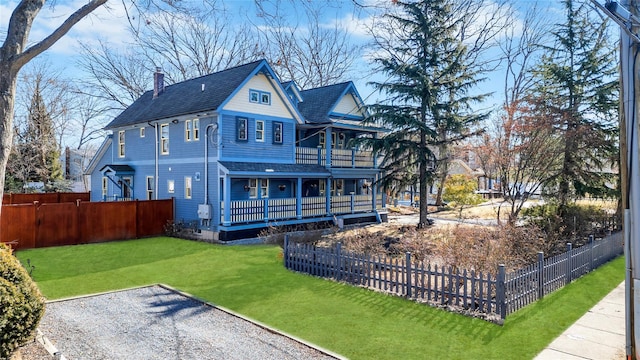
[86,59,387,241]
[61,147,95,192]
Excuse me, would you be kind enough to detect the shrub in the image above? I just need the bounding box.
[522,202,612,254]
[0,244,45,359]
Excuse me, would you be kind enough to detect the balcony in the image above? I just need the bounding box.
[295,147,374,168]
[221,194,384,225]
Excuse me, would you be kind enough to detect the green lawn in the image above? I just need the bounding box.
[16,237,624,360]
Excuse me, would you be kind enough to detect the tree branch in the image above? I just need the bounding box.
[12,0,108,71]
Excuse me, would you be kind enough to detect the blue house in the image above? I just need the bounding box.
[86,60,387,241]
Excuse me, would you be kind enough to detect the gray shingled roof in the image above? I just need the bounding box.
[105,60,266,129]
[298,82,353,124]
[219,162,329,175]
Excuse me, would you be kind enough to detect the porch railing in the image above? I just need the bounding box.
[221,194,382,225]
[295,147,374,168]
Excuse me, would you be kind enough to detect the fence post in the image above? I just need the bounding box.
[566,243,573,284]
[336,242,342,281]
[589,235,594,271]
[497,264,506,320]
[405,252,412,298]
[537,251,544,300]
[284,235,289,269]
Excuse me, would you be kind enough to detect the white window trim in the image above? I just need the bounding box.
[193,119,200,140]
[118,130,125,157]
[260,178,269,198]
[167,179,175,194]
[146,176,154,200]
[102,177,108,197]
[140,127,145,138]
[185,120,192,141]
[185,177,192,199]
[319,132,325,147]
[255,120,265,142]
[160,123,169,155]
[249,178,258,199]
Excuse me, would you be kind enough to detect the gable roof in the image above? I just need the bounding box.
[298,81,364,124]
[106,60,272,129]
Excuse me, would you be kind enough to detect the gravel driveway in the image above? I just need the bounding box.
[38,285,342,360]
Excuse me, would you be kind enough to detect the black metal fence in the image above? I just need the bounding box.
[283,231,624,321]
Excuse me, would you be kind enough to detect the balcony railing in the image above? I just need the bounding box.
[295,147,374,168]
[221,194,384,225]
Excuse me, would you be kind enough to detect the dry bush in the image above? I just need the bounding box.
[436,225,546,274]
[259,222,336,247]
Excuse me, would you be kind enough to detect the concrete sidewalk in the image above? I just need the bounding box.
[534,281,626,360]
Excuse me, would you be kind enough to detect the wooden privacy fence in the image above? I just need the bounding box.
[1,199,174,250]
[284,231,624,321]
[2,192,90,204]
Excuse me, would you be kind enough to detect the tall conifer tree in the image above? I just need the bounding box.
[363,0,489,228]
[529,0,618,208]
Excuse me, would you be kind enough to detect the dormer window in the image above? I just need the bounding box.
[249,89,271,105]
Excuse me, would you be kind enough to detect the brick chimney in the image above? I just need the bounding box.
[153,67,164,98]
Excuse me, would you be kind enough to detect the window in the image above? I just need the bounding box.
[249,178,258,198]
[140,127,145,138]
[319,181,325,196]
[185,120,192,141]
[146,176,154,200]
[102,177,108,197]
[236,117,248,141]
[249,89,271,105]
[161,124,169,154]
[255,120,264,142]
[122,177,132,199]
[331,179,343,196]
[248,178,269,198]
[167,180,175,194]
[319,132,325,147]
[118,130,125,157]
[249,90,260,103]
[185,177,192,199]
[193,119,200,140]
[331,133,337,149]
[273,122,283,144]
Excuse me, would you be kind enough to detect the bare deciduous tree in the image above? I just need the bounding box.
[254,0,361,89]
[0,0,109,216]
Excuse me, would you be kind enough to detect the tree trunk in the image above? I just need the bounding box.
[0,64,18,217]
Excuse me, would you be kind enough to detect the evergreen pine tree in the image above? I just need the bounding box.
[362,0,489,228]
[529,0,618,208]
[22,83,63,189]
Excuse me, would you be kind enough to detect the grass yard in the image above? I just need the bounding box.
[16,237,624,360]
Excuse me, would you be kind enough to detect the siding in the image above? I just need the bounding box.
[333,93,362,117]
[219,113,296,163]
[223,74,293,118]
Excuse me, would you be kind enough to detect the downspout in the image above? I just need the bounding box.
[204,122,218,205]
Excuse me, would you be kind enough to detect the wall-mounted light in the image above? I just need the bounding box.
[244,185,250,192]
[279,184,286,191]
[172,119,179,124]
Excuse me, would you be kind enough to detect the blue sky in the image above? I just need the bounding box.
[1,0,609,125]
